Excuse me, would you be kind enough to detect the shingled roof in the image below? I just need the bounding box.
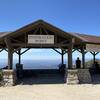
[0,31,12,37]
[76,33,100,44]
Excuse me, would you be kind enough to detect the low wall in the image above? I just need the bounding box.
[66,69,92,84]
[1,69,92,86]
[78,69,92,83]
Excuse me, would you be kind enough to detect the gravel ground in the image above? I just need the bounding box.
[0,84,100,100]
[0,73,100,100]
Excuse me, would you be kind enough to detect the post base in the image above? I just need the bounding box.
[2,69,17,86]
[65,69,92,84]
[66,69,79,84]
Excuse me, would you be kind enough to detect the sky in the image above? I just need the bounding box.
[0,0,100,61]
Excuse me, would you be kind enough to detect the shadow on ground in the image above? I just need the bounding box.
[91,74,100,84]
[17,72,65,85]
[17,70,100,85]
[18,74,64,85]
[18,73,100,85]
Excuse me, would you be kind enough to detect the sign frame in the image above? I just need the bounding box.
[28,35,54,44]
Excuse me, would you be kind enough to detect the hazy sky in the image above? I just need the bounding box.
[0,0,100,61]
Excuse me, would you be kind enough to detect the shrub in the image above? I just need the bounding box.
[0,70,3,81]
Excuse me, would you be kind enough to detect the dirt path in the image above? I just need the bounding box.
[0,84,100,100]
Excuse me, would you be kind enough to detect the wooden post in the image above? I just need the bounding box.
[81,47,85,69]
[61,49,64,64]
[18,49,21,64]
[8,48,13,69]
[67,38,74,69]
[93,52,96,65]
[5,38,13,69]
[68,46,73,69]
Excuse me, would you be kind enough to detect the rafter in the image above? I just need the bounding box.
[39,27,42,35]
[58,39,69,44]
[72,49,76,53]
[42,27,49,35]
[10,38,24,43]
[52,48,62,55]
[3,48,8,52]
[20,48,30,55]
[33,27,40,34]
[90,52,99,55]
[0,49,3,52]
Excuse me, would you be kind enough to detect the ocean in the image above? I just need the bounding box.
[0,58,66,69]
[0,58,92,69]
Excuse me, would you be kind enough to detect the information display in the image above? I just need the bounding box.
[28,35,54,44]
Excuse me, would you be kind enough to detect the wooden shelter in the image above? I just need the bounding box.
[0,20,100,70]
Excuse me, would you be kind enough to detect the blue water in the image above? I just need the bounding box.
[0,59,65,69]
[0,58,93,69]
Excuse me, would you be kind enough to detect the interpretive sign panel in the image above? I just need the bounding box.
[86,44,100,52]
[28,35,54,44]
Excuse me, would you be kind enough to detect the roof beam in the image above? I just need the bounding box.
[52,48,62,55]
[20,48,30,55]
[0,49,3,52]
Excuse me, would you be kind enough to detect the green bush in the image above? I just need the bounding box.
[0,70,3,81]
